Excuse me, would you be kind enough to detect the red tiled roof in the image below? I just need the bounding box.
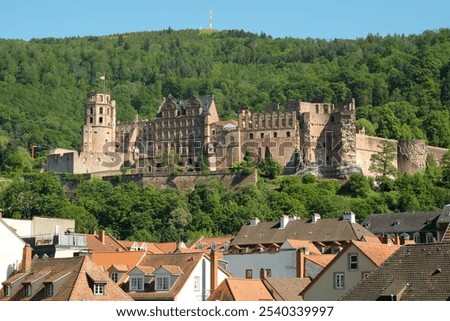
[208,278,273,301]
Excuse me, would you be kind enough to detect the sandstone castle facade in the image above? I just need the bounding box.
[46,92,447,178]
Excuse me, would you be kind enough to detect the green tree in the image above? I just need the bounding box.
[369,140,397,178]
[257,157,283,179]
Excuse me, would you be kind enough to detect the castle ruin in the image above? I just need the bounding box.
[46,92,448,179]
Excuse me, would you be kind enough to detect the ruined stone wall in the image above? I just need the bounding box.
[355,134,398,177]
[426,146,448,165]
[102,171,258,191]
[47,150,123,174]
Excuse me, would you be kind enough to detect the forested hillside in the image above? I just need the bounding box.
[2,28,450,242]
[1,28,450,174]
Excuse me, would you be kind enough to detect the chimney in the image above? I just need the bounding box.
[99,230,106,244]
[311,213,321,223]
[22,244,33,272]
[250,217,260,226]
[279,215,290,229]
[296,248,306,278]
[210,248,218,292]
[342,211,356,223]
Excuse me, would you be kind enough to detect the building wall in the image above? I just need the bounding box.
[176,256,228,301]
[31,217,75,237]
[0,220,26,289]
[302,246,375,301]
[355,134,398,176]
[224,250,321,279]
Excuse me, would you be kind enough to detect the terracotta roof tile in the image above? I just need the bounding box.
[352,241,400,266]
[306,254,336,267]
[341,243,450,301]
[209,278,274,301]
[90,251,146,271]
[262,278,310,301]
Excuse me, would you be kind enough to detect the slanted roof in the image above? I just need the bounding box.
[262,278,310,301]
[341,243,450,301]
[85,233,128,253]
[361,211,441,235]
[231,217,376,247]
[154,242,179,254]
[125,252,205,300]
[305,254,336,267]
[281,239,322,255]
[208,278,273,301]
[119,240,165,254]
[0,256,132,301]
[352,241,400,266]
[90,251,146,272]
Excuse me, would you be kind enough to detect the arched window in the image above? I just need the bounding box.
[413,232,420,243]
[260,133,264,139]
[286,131,291,137]
[99,107,103,114]
[273,132,278,138]
[249,133,254,139]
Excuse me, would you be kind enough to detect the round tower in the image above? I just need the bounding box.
[81,92,116,153]
[397,140,427,174]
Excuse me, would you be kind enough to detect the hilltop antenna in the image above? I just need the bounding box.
[209,9,213,30]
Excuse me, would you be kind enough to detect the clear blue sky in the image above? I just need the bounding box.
[1,0,448,41]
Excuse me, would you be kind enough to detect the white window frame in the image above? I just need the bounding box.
[348,254,358,270]
[334,273,345,289]
[94,283,105,296]
[130,276,144,292]
[156,276,170,291]
[194,275,200,291]
[111,272,118,283]
[413,232,420,243]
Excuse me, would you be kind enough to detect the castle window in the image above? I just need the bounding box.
[99,117,103,124]
[288,117,293,126]
[99,107,103,114]
[324,105,329,114]
[261,133,264,139]
[90,107,94,114]
[250,133,254,140]
[316,105,319,113]
[273,132,278,138]
[286,131,291,137]
[89,117,93,124]
[107,107,110,115]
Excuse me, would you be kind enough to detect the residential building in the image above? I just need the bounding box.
[341,243,450,301]
[120,251,229,301]
[0,218,26,289]
[362,204,450,244]
[1,245,132,301]
[225,213,377,278]
[301,241,400,300]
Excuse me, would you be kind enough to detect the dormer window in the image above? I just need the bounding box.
[23,284,32,297]
[44,283,54,297]
[130,276,144,291]
[155,276,170,291]
[94,283,106,296]
[111,272,118,283]
[4,285,11,297]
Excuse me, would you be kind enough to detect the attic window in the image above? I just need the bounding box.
[111,272,118,283]
[130,276,144,292]
[4,285,11,297]
[44,284,54,297]
[23,284,32,297]
[94,283,106,296]
[156,276,170,291]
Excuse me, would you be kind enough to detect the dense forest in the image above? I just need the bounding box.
[1,28,450,241]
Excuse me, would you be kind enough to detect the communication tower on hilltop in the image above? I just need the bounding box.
[209,9,213,30]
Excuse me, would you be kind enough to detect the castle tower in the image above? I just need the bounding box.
[81,92,116,153]
[397,140,427,174]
